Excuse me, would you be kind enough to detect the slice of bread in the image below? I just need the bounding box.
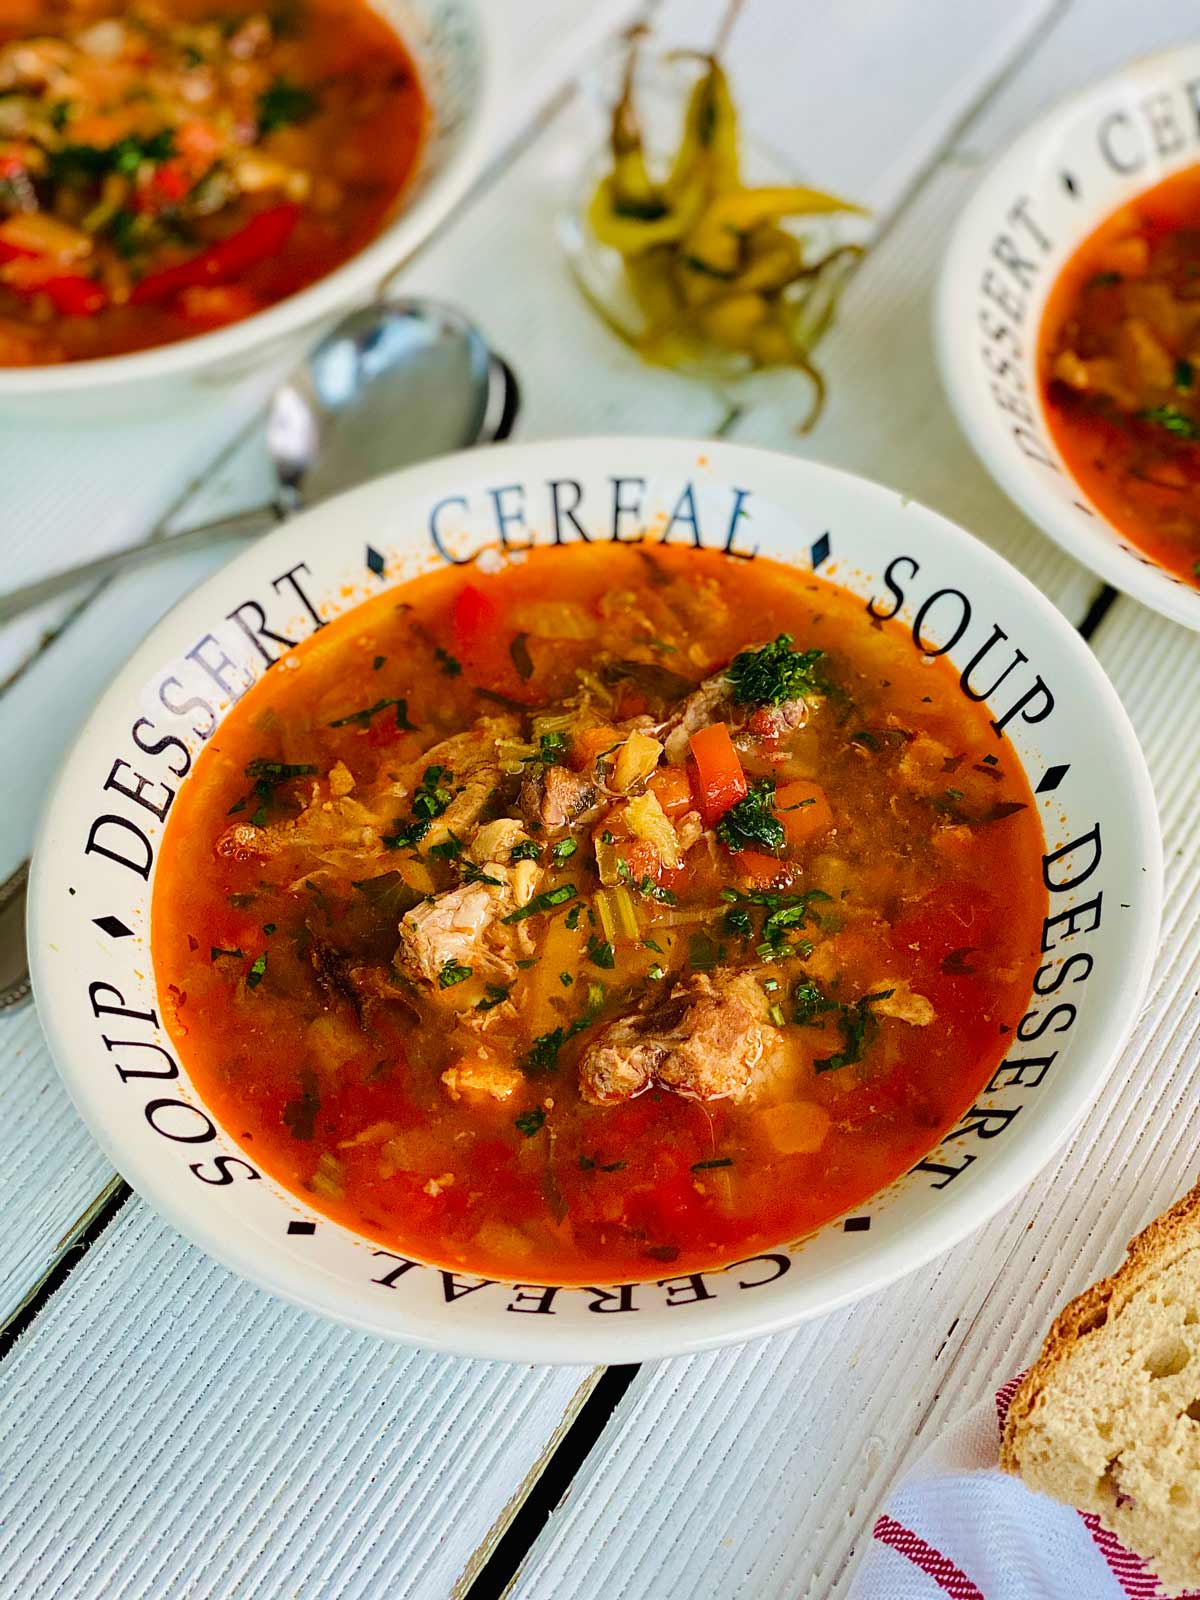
[1002,1176,1200,1595]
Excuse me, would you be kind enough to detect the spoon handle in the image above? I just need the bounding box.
[0,502,284,627]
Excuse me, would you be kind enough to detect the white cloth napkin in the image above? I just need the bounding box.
[847,1378,1200,1600]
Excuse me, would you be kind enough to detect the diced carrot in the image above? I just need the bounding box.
[649,763,694,818]
[734,849,794,889]
[574,725,625,769]
[775,779,834,846]
[688,722,747,825]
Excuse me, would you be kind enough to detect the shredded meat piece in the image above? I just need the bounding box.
[873,980,936,1026]
[468,817,531,864]
[441,1056,524,1102]
[897,732,954,794]
[520,763,598,832]
[741,698,808,745]
[215,822,286,862]
[412,716,518,847]
[578,971,775,1106]
[396,881,513,985]
[661,673,731,763]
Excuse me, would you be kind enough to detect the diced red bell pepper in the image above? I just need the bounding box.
[39,275,106,316]
[130,203,299,304]
[450,582,540,704]
[688,722,747,825]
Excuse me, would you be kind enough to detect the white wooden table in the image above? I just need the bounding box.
[2,2,1198,1595]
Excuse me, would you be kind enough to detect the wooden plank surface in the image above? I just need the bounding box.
[0,1202,593,1600]
[507,3,1200,1596]
[1,1,1188,1597]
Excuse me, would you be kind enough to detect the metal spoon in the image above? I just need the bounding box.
[0,296,519,627]
[0,296,519,1011]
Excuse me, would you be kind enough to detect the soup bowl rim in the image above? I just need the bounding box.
[935,38,1200,630]
[27,436,1163,1362]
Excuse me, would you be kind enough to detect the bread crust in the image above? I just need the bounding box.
[1001,1172,1200,1476]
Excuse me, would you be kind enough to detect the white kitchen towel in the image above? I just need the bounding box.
[847,1378,1200,1600]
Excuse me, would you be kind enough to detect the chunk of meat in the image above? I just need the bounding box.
[414,715,518,847]
[897,732,954,795]
[520,763,598,832]
[469,817,532,865]
[873,980,936,1026]
[396,881,511,985]
[661,673,731,763]
[441,1055,524,1102]
[578,971,775,1105]
[742,698,808,745]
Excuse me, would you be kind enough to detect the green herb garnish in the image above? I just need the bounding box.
[814,989,895,1073]
[383,765,455,850]
[716,778,785,854]
[258,77,318,133]
[328,697,417,731]
[587,935,616,969]
[726,634,826,707]
[438,959,473,988]
[551,837,578,863]
[515,1107,546,1136]
[510,839,542,861]
[476,984,510,1012]
[211,946,244,962]
[504,884,578,923]
[692,1157,733,1171]
[435,646,462,677]
[246,953,268,990]
[1138,405,1200,440]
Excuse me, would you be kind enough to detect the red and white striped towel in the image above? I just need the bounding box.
[847,1379,1200,1600]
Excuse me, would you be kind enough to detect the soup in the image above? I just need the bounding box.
[0,0,424,363]
[154,544,1047,1285]
[1041,164,1200,587]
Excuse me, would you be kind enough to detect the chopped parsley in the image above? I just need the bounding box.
[560,971,573,986]
[692,1157,733,1171]
[551,837,578,863]
[258,77,319,134]
[383,765,455,850]
[509,631,535,680]
[793,977,839,1025]
[435,646,463,677]
[262,923,277,936]
[50,129,175,185]
[461,860,503,887]
[233,757,319,827]
[328,697,417,731]
[211,945,244,962]
[721,886,832,962]
[503,884,578,923]
[438,959,473,989]
[579,1154,626,1172]
[528,730,569,765]
[716,778,785,854]
[510,839,542,861]
[726,634,826,706]
[515,1107,546,1137]
[246,953,268,990]
[647,963,666,981]
[372,655,386,671]
[814,989,895,1073]
[586,935,616,969]
[1177,358,1195,393]
[616,859,677,904]
[1138,404,1200,440]
[427,832,464,861]
[524,1026,572,1073]
[476,984,510,1012]
[565,903,583,930]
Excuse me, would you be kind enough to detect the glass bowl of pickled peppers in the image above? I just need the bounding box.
[560,25,871,428]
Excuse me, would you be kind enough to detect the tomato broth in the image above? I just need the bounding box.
[154,544,1047,1285]
[1041,163,1200,587]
